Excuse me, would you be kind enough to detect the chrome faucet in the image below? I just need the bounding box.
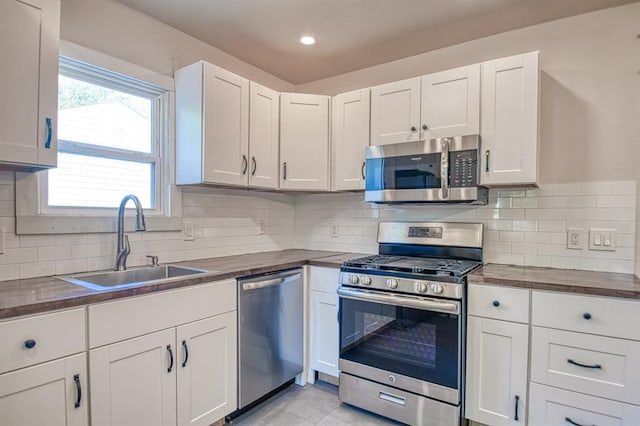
[114,194,146,271]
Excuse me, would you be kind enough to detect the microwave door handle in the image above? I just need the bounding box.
[440,138,450,199]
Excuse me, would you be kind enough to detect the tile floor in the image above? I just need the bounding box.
[229,381,403,425]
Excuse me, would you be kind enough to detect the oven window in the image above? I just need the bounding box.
[366,153,441,191]
[340,296,459,390]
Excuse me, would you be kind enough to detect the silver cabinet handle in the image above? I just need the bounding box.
[485,150,490,172]
[361,162,366,180]
[379,391,406,406]
[241,272,301,291]
[242,155,248,175]
[283,162,287,180]
[251,157,257,176]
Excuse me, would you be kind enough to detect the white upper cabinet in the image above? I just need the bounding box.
[421,64,480,139]
[280,93,330,191]
[249,82,280,189]
[176,61,250,187]
[0,0,60,171]
[332,89,370,191]
[480,51,539,186]
[370,77,421,145]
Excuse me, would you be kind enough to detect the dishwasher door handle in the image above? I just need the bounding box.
[242,273,301,291]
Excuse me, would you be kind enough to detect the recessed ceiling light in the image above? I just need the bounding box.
[300,36,316,45]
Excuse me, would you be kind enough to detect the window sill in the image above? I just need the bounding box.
[16,215,183,235]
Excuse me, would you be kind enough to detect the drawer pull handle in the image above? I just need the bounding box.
[24,339,37,349]
[379,391,406,406]
[492,300,500,307]
[167,344,174,373]
[182,340,189,368]
[583,312,592,320]
[514,395,520,421]
[565,417,594,426]
[73,374,81,408]
[568,359,602,369]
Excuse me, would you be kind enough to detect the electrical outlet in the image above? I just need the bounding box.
[183,221,195,241]
[258,219,266,235]
[589,228,616,251]
[566,228,584,250]
[330,224,339,238]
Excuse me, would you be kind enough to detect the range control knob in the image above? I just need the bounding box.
[360,275,372,286]
[348,274,360,285]
[431,283,444,295]
[386,278,399,289]
[415,281,428,293]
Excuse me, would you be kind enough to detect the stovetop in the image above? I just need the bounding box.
[343,254,482,278]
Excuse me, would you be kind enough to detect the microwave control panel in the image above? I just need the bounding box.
[449,150,478,187]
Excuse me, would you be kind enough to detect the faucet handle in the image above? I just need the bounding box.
[124,234,131,255]
[146,255,159,267]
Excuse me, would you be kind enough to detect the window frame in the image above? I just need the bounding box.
[15,41,182,234]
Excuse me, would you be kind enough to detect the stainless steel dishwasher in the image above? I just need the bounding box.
[237,268,303,409]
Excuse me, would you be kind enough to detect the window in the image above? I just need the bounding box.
[15,42,182,235]
[44,57,167,212]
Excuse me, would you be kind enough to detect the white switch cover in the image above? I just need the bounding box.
[330,223,339,238]
[183,221,195,241]
[589,228,616,251]
[258,219,266,235]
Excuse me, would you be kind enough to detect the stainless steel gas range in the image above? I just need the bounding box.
[338,221,483,426]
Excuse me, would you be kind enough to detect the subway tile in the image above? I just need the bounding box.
[612,181,636,195]
[498,254,525,266]
[0,264,19,281]
[524,255,552,267]
[499,231,525,243]
[19,262,55,279]
[0,247,38,265]
[512,220,538,232]
[511,243,538,255]
[597,195,636,208]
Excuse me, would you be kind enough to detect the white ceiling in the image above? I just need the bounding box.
[113,0,637,84]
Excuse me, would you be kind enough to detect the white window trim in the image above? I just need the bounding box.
[16,40,182,234]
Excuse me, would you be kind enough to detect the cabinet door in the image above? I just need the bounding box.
[280,93,329,190]
[90,328,176,426]
[421,64,479,139]
[481,51,539,186]
[177,312,237,426]
[0,353,88,426]
[466,316,529,426]
[370,77,421,145]
[332,89,370,191]
[0,0,59,169]
[309,290,339,378]
[249,82,279,189]
[203,63,249,186]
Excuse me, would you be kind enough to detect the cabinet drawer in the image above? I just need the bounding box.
[532,291,640,340]
[529,383,640,426]
[89,280,236,348]
[0,308,86,374]
[468,284,529,323]
[531,326,640,404]
[309,266,340,293]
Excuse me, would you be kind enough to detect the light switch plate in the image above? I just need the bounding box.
[183,221,195,241]
[589,228,616,251]
[330,223,339,238]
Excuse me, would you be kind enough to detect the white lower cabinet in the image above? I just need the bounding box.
[529,383,640,426]
[89,280,238,426]
[177,313,237,426]
[0,353,88,426]
[90,329,177,426]
[466,316,529,426]
[466,284,530,426]
[309,266,340,379]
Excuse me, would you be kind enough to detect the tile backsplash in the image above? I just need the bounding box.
[295,181,636,274]
[0,171,636,282]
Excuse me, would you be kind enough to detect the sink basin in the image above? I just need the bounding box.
[57,265,210,291]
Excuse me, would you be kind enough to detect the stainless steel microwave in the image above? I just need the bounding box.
[365,135,488,204]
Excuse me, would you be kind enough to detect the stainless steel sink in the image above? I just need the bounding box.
[57,265,210,291]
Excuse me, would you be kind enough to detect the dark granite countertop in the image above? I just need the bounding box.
[469,263,640,299]
[0,249,356,320]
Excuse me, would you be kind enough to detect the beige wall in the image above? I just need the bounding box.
[59,0,295,91]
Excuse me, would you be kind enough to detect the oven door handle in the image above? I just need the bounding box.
[337,287,460,315]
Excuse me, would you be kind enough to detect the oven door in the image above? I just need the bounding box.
[338,286,462,405]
